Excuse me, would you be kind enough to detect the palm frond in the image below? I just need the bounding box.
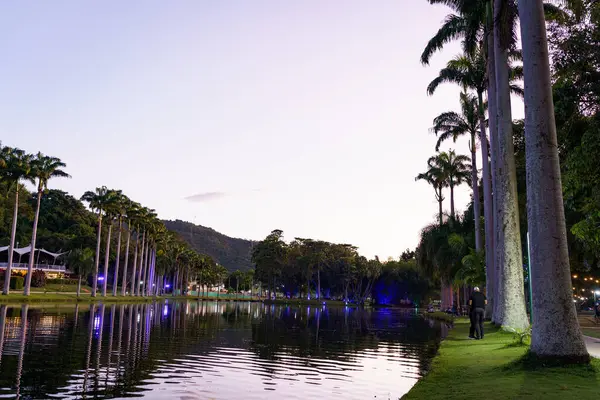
[421,14,467,65]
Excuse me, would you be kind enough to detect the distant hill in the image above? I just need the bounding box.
[163,219,256,272]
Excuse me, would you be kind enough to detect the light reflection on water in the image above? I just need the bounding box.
[0,301,443,399]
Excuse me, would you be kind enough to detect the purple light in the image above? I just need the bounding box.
[97,276,105,282]
[165,284,171,289]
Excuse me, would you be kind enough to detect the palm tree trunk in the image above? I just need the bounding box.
[24,188,43,296]
[438,194,443,226]
[494,0,528,330]
[91,213,103,297]
[478,89,496,321]
[317,266,321,300]
[141,243,150,297]
[518,0,588,359]
[449,182,455,219]
[112,218,123,296]
[486,15,499,323]
[121,228,131,296]
[129,232,139,296]
[102,222,113,297]
[470,134,482,252]
[136,231,145,296]
[3,184,20,295]
[173,267,179,296]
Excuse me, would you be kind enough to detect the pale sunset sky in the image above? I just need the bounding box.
[0,1,523,259]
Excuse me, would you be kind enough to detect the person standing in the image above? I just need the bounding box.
[469,287,487,340]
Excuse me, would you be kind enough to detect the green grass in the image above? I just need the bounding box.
[581,328,600,339]
[31,283,93,293]
[403,318,600,400]
[423,311,456,323]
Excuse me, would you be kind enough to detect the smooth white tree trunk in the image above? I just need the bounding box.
[487,26,500,323]
[129,233,139,296]
[494,0,529,330]
[112,218,123,296]
[92,213,102,297]
[136,231,145,296]
[141,241,150,297]
[3,185,20,295]
[478,91,495,319]
[518,0,588,359]
[470,135,482,252]
[121,228,131,296]
[102,222,113,297]
[23,188,43,296]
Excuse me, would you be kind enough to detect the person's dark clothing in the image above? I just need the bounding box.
[469,291,486,310]
[469,291,486,339]
[469,309,475,338]
[473,307,485,339]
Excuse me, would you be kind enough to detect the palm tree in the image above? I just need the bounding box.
[111,192,130,296]
[436,150,471,219]
[121,201,141,296]
[81,186,109,297]
[100,190,122,297]
[23,153,70,296]
[416,156,447,226]
[427,48,527,327]
[433,91,483,250]
[67,248,95,297]
[517,0,588,359]
[0,147,34,295]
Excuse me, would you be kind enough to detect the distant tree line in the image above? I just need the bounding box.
[251,230,430,305]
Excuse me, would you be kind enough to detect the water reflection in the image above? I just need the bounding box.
[0,302,442,399]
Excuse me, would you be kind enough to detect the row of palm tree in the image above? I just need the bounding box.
[80,186,229,298]
[0,143,70,296]
[419,0,588,360]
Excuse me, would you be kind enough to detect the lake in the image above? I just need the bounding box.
[0,301,446,399]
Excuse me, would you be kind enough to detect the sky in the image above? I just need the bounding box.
[0,1,523,259]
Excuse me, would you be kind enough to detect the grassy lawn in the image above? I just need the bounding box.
[403,318,600,400]
[31,283,93,293]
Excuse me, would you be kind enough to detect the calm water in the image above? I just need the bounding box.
[0,302,445,399]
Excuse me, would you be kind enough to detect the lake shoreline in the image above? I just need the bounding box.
[402,318,600,400]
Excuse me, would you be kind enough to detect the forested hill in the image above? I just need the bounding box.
[162,220,256,272]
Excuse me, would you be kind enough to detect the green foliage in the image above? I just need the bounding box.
[251,230,384,303]
[505,326,533,347]
[29,269,46,288]
[10,276,24,290]
[164,219,255,272]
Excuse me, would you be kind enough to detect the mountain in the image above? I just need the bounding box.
[162,219,257,272]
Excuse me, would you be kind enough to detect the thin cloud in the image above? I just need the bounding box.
[185,192,227,203]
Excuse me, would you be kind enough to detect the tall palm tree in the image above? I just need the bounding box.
[0,147,34,295]
[81,186,110,297]
[432,91,483,250]
[518,0,588,359]
[436,150,471,219]
[111,192,130,296]
[416,156,447,226]
[427,48,526,326]
[23,153,70,296]
[121,201,141,296]
[101,190,121,297]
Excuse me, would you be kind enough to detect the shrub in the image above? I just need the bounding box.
[10,276,24,290]
[30,269,46,288]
